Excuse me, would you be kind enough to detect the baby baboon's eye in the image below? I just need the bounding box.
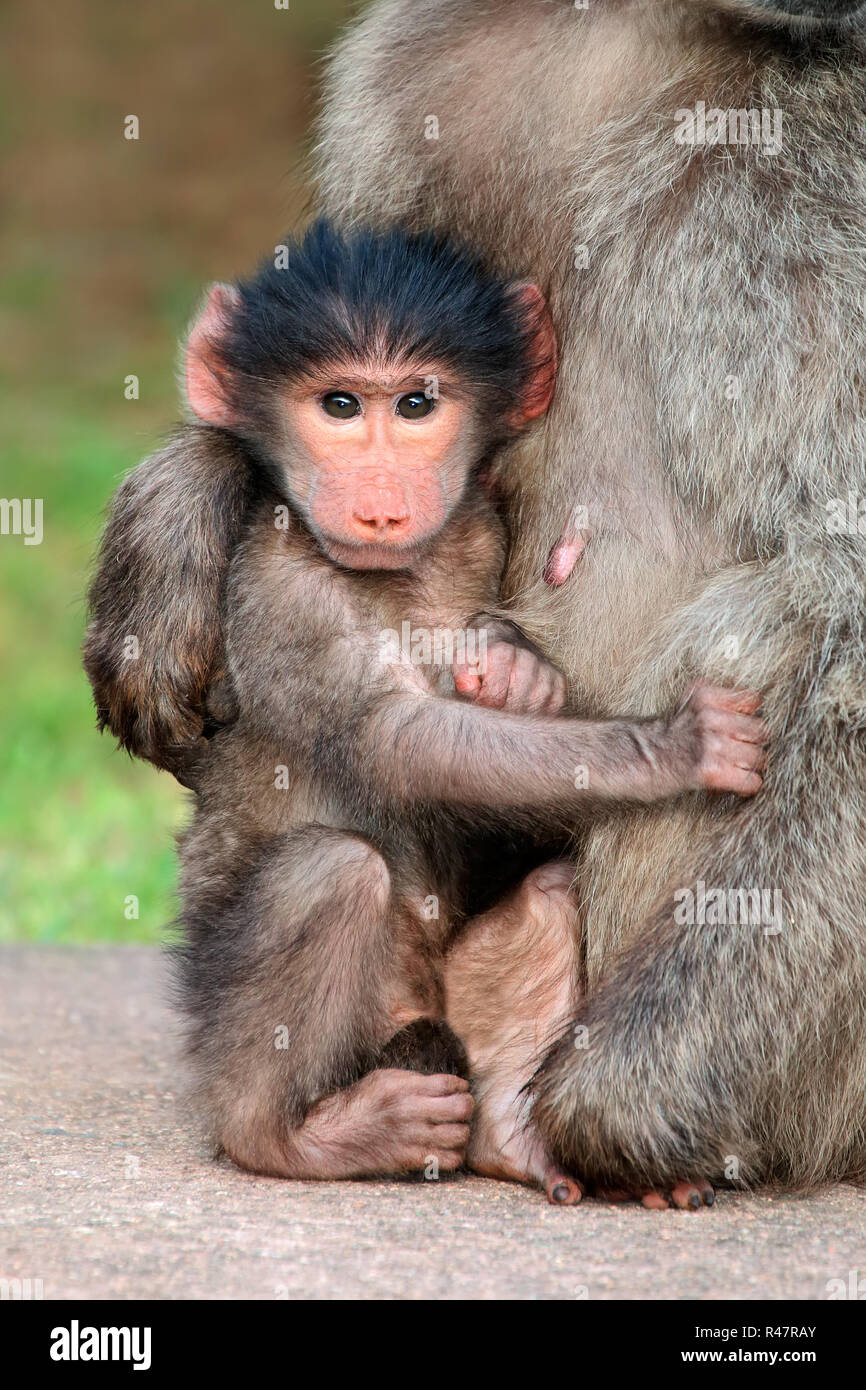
[321,392,361,419]
[395,392,435,419]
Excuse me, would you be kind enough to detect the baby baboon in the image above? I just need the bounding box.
[85,221,766,1197]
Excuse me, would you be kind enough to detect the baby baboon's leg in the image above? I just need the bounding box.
[444,860,584,1205]
[182,826,472,1180]
[445,861,714,1210]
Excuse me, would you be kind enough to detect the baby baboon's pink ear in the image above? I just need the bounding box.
[185,283,241,426]
[510,282,558,424]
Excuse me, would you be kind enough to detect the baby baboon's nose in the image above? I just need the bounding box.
[350,483,411,539]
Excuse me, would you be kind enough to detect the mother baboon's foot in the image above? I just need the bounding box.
[530,922,734,1208]
[596,1180,715,1210]
[444,860,583,1204]
[644,1181,715,1210]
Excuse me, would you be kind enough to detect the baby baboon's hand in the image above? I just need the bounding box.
[454,642,568,715]
[673,685,768,797]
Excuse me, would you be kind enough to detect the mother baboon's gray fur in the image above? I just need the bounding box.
[315,0,866,1187]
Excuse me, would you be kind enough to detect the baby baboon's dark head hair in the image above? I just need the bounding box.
[215,218,549,435]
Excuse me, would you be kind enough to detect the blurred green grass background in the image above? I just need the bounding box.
[0,0,355,941]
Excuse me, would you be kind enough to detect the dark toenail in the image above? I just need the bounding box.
[552,1183,570,1203]
[689,1191,701,1208]
[704,1190,715,1206]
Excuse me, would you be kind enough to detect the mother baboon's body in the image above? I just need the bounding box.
[316,0,866,1188]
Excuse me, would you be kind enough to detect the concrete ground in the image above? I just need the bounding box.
[0,946,863,1301]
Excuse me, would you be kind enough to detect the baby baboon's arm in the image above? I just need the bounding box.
[84,425,253,775]
[355,682,766,812]
[227,567,765,816]
[226,527,766,816]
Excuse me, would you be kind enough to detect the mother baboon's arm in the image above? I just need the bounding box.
[83,424,254,776]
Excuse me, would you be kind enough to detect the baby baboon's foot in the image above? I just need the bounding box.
[467,1083,583,1204]
[340,1068,474,1176]
[221,1068,473,1180]
[445,857,582,1204]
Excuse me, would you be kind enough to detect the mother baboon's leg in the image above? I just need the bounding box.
[180,826,472,1180]
[532,562,866,1192]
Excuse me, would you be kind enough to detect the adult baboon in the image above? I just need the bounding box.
[314,0,866,1191]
